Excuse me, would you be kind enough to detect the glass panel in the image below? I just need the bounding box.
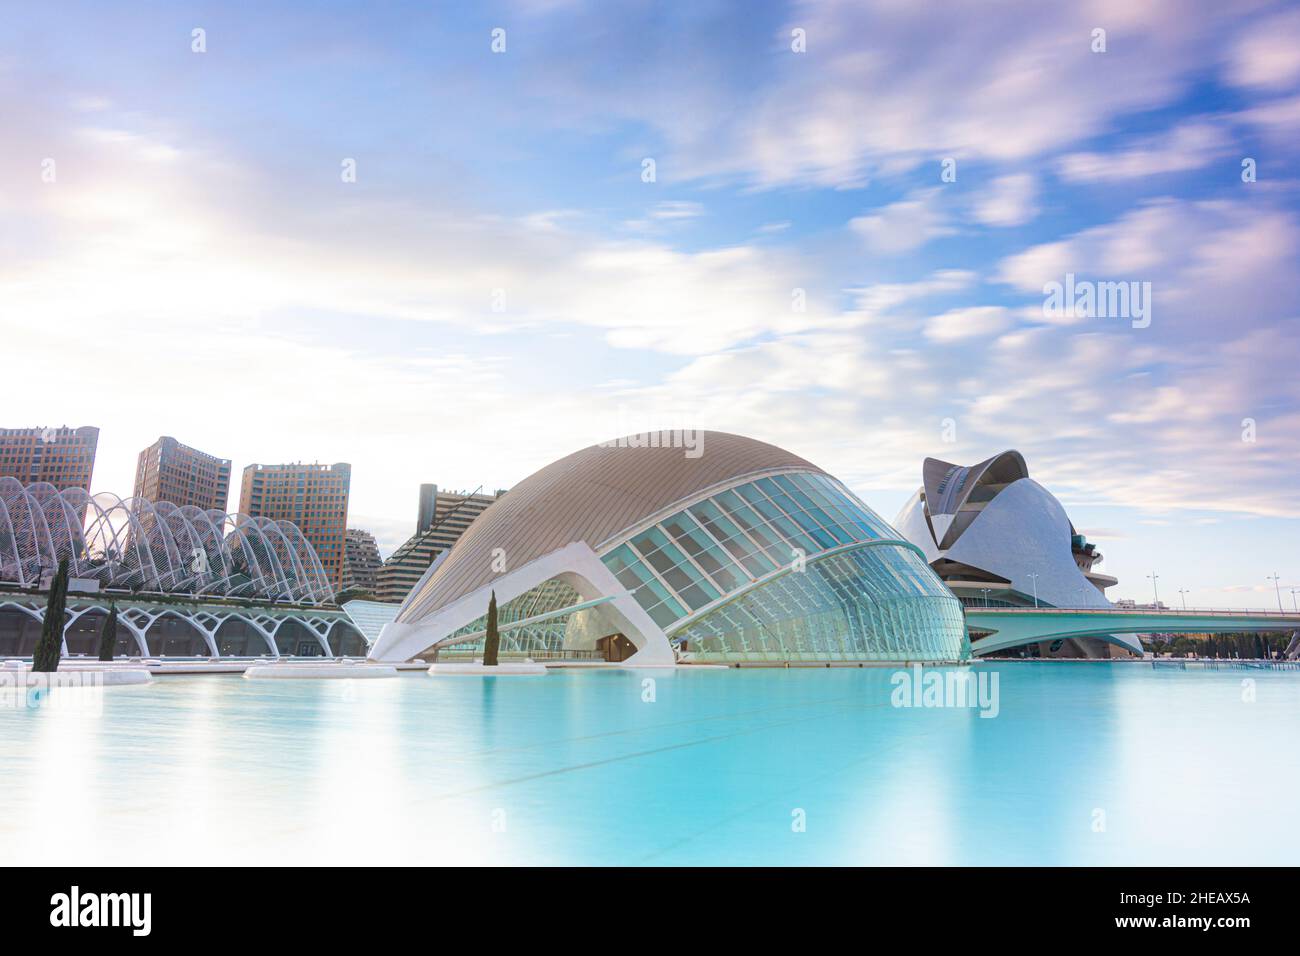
[602,544,687,622]
[735,482,821,552]
[783,473,865,543]
[660,512,747,592]
[712,490,791,565]
[760,476,847,546]
[629,528,720,610]
[673,542,967,664]
[688,500,777,577]
[813,475,894,539]
[644,599,686,629]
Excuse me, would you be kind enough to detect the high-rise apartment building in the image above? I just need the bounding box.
[376,485,503,604]
[341,528,383,595]
[0,425,99,491]
[133,436,231,511]
[239,462,351,594]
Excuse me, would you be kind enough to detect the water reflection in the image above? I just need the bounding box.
[0,664,1296,864]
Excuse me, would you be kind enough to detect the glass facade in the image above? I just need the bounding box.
[675,545,967,662]
[436,579,606,660]
[600,470,967,662]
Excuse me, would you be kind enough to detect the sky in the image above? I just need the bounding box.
[2,0,1299,609]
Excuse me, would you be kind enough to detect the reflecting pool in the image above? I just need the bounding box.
[1,663,1296,865]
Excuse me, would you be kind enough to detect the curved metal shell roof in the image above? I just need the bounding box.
[398,431,826,623]
[922,450,1028,519]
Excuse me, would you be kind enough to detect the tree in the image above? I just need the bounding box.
[33,558,70,673]
[333,586,377,605]
[98,603,118,662]
[483,590,500,667]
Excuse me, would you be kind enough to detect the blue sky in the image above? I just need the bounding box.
[3,0,1299,608]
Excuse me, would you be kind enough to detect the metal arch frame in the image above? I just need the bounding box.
[64,604,150,656]
[0,599,45,631]
[0,479,334,606]
[0,477,57,584]
[321,615,369,655]
[251,611,333,656]
[0,494,21,584]
[0,596,366,659]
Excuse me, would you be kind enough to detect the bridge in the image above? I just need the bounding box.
[965,606,1300,657]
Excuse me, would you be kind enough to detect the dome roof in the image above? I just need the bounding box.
[398,431,826,622]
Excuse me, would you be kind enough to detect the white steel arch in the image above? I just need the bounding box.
[0,479,334,604]
[0,597,365,659]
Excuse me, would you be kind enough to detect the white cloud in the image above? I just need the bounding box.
[649,200,704,220]
[924,306,1012,342]
[971,173,1038,226]
[5,19,1300,560]
[996,198,1300,337]
[848,269,977,316]
[616,0,1254,188]
[1224,7,1300,91]
[0,116,834,360]
[1235,92,1300,135]
[849,189,954,253]
[1056,121,1230,182]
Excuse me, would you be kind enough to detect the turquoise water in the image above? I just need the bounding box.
[1,663,1297,865]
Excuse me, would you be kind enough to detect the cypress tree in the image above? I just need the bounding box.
[483,590,500,667]
[98,603,118,662]
[33,558,70,673]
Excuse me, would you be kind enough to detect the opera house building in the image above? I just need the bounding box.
[894,450,1138,658]
[371,432,969,666]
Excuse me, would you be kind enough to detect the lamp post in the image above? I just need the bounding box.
[1027,572,1040,608]
[1147,571,1160,607]
[1177,588,1189,611]
[1291,587,1298,614]
[1267,572,1283,613]
[980,588,991,608]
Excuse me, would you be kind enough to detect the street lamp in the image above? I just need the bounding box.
[1267,572,1283,613]
[1147,571,1160,607]
[1291,587,1299,614]
[1177,588,1189,611]
[1027,572,1040,608]
[980,587,991,608]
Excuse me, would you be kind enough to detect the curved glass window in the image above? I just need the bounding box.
[674,543,967,663]
[711,491,790,565]
[628,528,720,610]
[604,544,686,628]
[659,512,748,592]
[686,500,776,577]
[600,469,958,652]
